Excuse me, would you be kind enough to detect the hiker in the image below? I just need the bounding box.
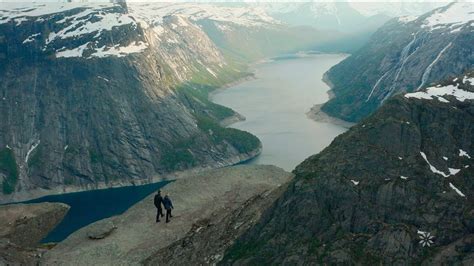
[163,194,174,223]
[154,190,164,223]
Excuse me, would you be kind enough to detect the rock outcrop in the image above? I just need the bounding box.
[321,2,473,122]
[222,73,474,264]
[0,202,69,264]
[41,165,293,265]
[0,2,262,202]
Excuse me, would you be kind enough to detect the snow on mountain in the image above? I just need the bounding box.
[0,2,111,24]
[128,2,278,28]
[421,1,474,31]
[320,1,474,122]
[0,1,280,60]
[405,74,474,103]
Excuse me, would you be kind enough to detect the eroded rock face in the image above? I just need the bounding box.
[143,183,289,266]
[0,3,261,202]
[41,165,293,265]
[223,74,474,264]
[0,202,69,264]
[322,2,473,122]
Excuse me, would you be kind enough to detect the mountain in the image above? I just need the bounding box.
[0,2,271,202]
[127,2,344,61]
[321,2,474,122]
[40,165,292,265]
[254,1,445,52]
[222,72,474,264]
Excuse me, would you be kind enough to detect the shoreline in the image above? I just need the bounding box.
[1,71,262,204]
[210,72,257,127]
[2,52,346,204]
[0,144,262,205]
[306,71,355,129]
[41,165,293,265]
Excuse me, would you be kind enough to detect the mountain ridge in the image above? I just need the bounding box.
[321,1,473,122]
[222,71,474,264]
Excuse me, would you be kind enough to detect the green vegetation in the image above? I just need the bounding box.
[160,137,198,171]
[89,149,103,164]
[196,115,260,153]
[0,148,18,194]
[178,84,235,121]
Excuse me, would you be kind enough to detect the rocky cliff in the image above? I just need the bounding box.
[222,73,474,264]
[41,165,293,265]
[0,2,262,202]
[321,2,473,122]
[0,202,69,264]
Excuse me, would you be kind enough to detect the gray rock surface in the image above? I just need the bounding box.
[0,202,70,264]
[322,2,473,122]
[41,165,293,265]
[0,3,261,203]
[223,73,474,264]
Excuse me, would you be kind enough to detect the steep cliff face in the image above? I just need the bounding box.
[223,73,474,264]
[322,2,473,122]
[0,2,261,202]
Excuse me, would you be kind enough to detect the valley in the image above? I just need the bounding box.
[0,1,472,265]
[212,53,349,170]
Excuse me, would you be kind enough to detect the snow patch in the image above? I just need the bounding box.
[22,33,40,44]
[459,149,471,159]
[350,180,359,186]
[400,176,409,180]
[420,152,458,178]
[25,140,40,163]
[422,2,474,31]
[91,42,148,58]
[47,10,135,45]
[449,182,466,197]
[405,83,474,103]
[97,76,110,82]
[463,76,474,85]
[56,43,89,58]
[448,168,461,176]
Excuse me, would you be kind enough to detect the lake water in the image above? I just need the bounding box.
[25,181,171,243]
[21,53,347,243]
[212,53,348,171]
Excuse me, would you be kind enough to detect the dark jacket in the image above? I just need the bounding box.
[163,196,173,210]
[154,194,163,209]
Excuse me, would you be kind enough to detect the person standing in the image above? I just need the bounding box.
[163,194,174,223]
[154,190,164,223]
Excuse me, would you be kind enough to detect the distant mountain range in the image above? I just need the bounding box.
[321,1,474,122]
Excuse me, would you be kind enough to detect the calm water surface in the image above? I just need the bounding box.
[25,181,171,242]
[212,54,348,171]
[20,53,346,242]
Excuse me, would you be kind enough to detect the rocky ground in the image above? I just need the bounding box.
[41,165,292,265]
[223,74,474,264]
[0,202,70,264]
